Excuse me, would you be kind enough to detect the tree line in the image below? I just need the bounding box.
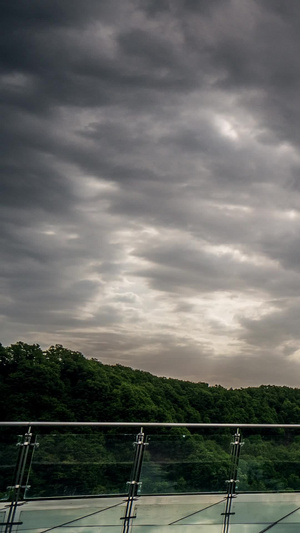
[1,341,300,423]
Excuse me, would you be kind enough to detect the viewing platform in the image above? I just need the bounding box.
[1,422,300,532]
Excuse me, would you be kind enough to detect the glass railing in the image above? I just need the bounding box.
[142,432,232,494]
[24,433,135,498]
[0,433,21,501]
[1,422,300,532]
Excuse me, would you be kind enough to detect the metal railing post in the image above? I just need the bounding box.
[121,427,147,533]
[1,426,38,533]
[222,428,243,533]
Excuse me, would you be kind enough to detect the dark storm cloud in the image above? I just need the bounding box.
[2,0,300,387]
[206,2,300,151]
[240,309,295,349]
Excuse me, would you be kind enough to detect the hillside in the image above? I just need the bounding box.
[1,342,300,423]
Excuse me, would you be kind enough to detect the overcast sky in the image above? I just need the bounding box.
[2,0,300,387]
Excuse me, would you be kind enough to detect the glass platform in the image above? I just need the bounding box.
[1,493,300,531]
[1,422,300,532]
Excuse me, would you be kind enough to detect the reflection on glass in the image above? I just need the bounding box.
[238,429,300,493]
[140,432,232,494]
[0,432,21,501]
[19,502,125,529]
[135,495,226,526]
[24,433,135,498]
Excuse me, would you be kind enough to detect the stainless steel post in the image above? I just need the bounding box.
[121,428,147,533]
[222,428,243,533]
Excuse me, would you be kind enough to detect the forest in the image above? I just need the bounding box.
[1,341,300,424]
[1,341,300,498]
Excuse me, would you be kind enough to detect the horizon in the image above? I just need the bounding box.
[2,339,298,391]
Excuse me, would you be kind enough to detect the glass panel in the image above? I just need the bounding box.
[221,493,300,532]
[283,507,300,523]
[132,524,225,533]
[238,428,300,492]
[7,494,300,531]
[229,524,265,533]
[273,523,299,533]
[40,529,121,533]
[230,497,298,524]
[18,500,125,530]
[0,432,21,501]
[24,433,135,498]
[141,431,232,494]
[135,494,226,525]
[0,511,5,527]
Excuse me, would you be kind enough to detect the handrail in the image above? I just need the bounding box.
[1,421,300,428]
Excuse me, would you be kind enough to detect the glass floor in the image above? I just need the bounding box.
[2,493,300,532]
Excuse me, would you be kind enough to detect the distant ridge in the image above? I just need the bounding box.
[1,341,300,424]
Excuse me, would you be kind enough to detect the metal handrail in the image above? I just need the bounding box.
[1,422,300,428]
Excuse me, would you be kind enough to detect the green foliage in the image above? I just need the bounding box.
[2,341,300,424]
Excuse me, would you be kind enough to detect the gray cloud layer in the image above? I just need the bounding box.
[2,0,300,387]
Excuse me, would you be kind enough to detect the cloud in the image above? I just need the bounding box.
[1,0,300,387]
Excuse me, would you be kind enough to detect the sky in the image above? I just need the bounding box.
[2,0,300,388]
